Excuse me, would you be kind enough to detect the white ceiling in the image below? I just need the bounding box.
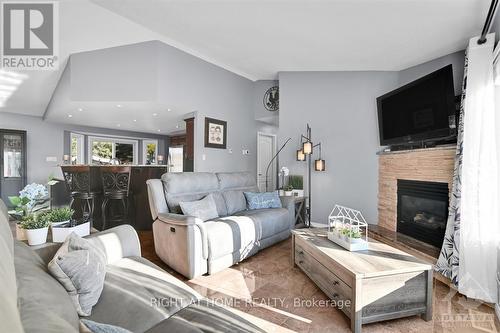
[0,0,491,133]
[92,0,490,80]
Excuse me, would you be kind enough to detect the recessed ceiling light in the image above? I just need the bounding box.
[68,114,73,118]
[117,124,121,127]
[167,108,171,112]
[133,119,137,122]
[116,104,122,108]
[157,129,161,132]
[152,113,158,117]
[78,108,83,112]
[175,124,179,129]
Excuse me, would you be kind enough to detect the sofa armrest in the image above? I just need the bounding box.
[280,196,296,228]
[156,212,208,261]
[158,212,204,226]
[85,225,141,264]
[146,179,169,220]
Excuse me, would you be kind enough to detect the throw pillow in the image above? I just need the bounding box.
[244,191,282,210]
[80,319,132,333]
[179,194,219,221]
[48,233,107,316]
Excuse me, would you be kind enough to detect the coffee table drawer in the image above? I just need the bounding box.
[295,244,352,316]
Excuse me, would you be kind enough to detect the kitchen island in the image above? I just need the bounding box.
[60,165,168,230]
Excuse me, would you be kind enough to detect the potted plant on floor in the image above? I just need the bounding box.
[288,175,304,197]
[21,214,50,246]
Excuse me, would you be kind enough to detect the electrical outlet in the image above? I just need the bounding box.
[202,154,206,161]
[242,149,250,155]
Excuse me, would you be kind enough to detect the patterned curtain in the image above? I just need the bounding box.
[435,49,468,285]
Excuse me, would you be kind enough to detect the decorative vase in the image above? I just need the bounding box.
[25,227,49,246]
[16,223,27,241]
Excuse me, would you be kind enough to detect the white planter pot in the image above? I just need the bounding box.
[25,227,48,246]
[52,221,90,243]
[16,224,27,241]
[284,191,293,196]
[291,189,304,197]
[279,190,285,196]
[51,220,70,228]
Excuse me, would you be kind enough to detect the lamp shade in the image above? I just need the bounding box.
[302,141,313,154]
[314,159,325,171]
[296,149,306,161]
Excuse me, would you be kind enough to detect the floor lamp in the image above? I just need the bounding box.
[296,124,325,226]
[265,138,291,192]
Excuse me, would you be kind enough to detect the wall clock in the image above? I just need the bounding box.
[263,86,279,112]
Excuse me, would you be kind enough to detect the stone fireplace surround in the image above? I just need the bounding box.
[377,145,456,233]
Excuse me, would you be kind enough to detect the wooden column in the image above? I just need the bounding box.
[184,117,194,172]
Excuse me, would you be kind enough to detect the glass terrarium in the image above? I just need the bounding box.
[327,205,368,251]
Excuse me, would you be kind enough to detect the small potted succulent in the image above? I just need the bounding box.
[49,207,74,227]
[340,227,363,243]
[21,214,50,246]
[284,185,294,196]
[288,175,304,197]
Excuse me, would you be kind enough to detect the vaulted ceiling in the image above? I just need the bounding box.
[0,0,491,133]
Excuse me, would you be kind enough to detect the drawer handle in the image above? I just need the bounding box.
[298,260,304,264]
[298,251,304,255]
[332,293,339,298]
[333,280,339,286]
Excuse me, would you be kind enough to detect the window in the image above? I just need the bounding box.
[70,133,84,164]
[168,146,183,172]
[88,136,138,165]
[142,140,158,165]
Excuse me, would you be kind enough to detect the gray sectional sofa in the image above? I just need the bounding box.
[147,172,295,279]
[0,199,264,333]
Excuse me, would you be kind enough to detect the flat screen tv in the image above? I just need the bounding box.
[377,65,456,146]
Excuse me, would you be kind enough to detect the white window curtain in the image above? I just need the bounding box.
[458,33,500,303]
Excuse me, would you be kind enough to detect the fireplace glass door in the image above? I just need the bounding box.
[397,179,448,248]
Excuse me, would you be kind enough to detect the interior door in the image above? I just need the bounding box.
[0,130,27,206]
[257,133,276,192]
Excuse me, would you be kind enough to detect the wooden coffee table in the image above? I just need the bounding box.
[291,228,433,333]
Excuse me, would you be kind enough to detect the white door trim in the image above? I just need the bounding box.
[257,132,277,192]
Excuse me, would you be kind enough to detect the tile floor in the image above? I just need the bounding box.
[139,231,499,333]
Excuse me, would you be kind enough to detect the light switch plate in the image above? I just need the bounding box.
[46,156,57,162]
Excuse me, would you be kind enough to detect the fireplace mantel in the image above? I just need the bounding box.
[378,145,456,232]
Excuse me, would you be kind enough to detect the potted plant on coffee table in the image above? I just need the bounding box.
[21,214,50,246]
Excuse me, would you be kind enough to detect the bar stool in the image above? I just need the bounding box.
[101,166,132,230]
[61,165,100,224]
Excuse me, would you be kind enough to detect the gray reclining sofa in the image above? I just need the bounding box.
[147,172,295,279]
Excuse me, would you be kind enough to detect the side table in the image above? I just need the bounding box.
[282,196,308,228]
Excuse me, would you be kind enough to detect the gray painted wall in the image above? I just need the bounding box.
[276,50,465,225]
[398,50,465,95]
[0,112,168,184]
[253,80,279,126]
[277,71,399,224]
